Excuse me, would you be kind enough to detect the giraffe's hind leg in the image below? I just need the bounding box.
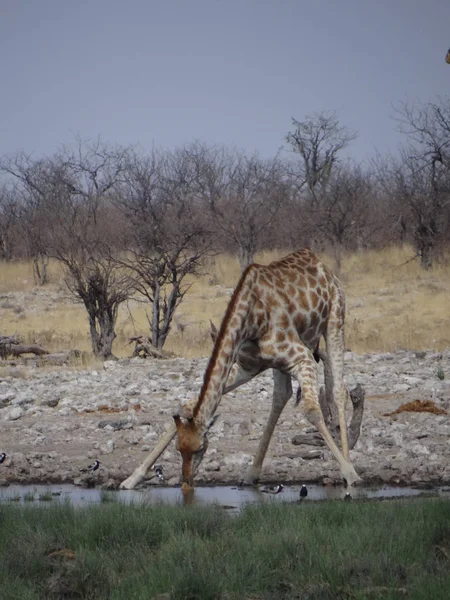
[243,369,292,485]
[326,296,350,461]
[287,347,361,487]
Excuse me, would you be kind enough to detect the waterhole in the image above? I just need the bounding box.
[1,483,448,511]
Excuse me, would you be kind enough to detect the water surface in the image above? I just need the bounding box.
[1,483,448,511]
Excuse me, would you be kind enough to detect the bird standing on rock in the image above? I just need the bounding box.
[299,484,308,499]
[154,465,165,482]
[0,452,6,464]
[80,460,100,473]
[261,484,284,495]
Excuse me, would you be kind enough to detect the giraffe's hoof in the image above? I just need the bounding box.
[343,472,363,488]
[239,474,260,487]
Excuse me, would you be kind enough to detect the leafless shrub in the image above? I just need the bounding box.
[1,139,134,358]
[115,148,213,349]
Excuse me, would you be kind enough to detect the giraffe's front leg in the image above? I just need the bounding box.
[243,370,292,485]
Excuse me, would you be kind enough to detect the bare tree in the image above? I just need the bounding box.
[0,185,19,261]
[50,141,133,358]
[315,163,377,272]
[184,143,289,270]
[2,140,133,358]
[391,99,450,268]
[383,152,448,269]
[116,148,212,350]
[286,110,357,203]
[0,154,56,282]
[394,99,450,170]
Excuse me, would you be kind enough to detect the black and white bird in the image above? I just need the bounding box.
[154,465,165,482]
[0,452,6,464]
[299,484,308,499]
[80,460,100,473]
[344,492,352,502]
[261,484,284,495]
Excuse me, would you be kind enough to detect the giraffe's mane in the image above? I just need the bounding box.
[194,263,255,417]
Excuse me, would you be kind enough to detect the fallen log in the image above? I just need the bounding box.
[0,349,87,367]
[37,350,86,366]
[347,383,365,449]
[9,344,49,357]
[0,335,22,359]
[129,336,175,359]
[293,383,365,450]
[291,434,325,447]
[1,335,48,358]
[0,335,22,345]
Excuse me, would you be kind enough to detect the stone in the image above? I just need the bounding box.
[393,383,410,393]
[205,461,221,472]
[39,397,60,408]
[403,376,423,386]
[98,419,131,431]
[100,440,115,454]
[298,450,324,460]
[3,406,24,421]
[0,392,15,407]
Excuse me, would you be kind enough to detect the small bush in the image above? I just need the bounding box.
[436,365,445,380]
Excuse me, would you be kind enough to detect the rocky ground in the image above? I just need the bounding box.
[0,349,449,489]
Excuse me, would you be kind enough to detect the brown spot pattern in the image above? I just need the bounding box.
[192,248,345,427]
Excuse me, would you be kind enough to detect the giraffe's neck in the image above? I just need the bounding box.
[193,266,256,423]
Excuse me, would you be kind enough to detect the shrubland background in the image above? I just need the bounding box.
[1,100,450,361]
[1,246,449,361]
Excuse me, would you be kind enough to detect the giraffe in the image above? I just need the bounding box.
[120,249,362,490]
[207,319,330,486]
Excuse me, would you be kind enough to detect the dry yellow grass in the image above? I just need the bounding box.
[0,246,449,361]
[0,261,36,293]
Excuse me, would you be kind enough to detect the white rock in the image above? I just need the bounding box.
[103,361,117,371]
[402,376,423,386]
[393,383,410,392]
[100,440,115,454]
[205,461,221,472]
[408,444,430,457]
[3,406,24,421]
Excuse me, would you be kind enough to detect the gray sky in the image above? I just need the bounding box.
[1,0,449,163]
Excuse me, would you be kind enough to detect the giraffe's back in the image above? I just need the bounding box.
[251,249,342,351]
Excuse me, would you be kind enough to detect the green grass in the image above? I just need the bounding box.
[0,499,449,599]
[436,365,445,380]
[38,492,54,502]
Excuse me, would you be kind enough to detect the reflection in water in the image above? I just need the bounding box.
[0,483,448,511]
[181,487,195,506]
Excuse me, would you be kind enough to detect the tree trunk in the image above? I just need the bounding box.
[0,237,13,261]
[151,283,160,348]
[419,241,433,270]
[88,310,116,359]
[415,221,436,270]
[333,244,342,277]
[33,253,49,286]
[147,282,181,351]
[158,284,179,349]
[238,246,255,272]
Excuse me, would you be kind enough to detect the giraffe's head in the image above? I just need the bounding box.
[173,413,219,488]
